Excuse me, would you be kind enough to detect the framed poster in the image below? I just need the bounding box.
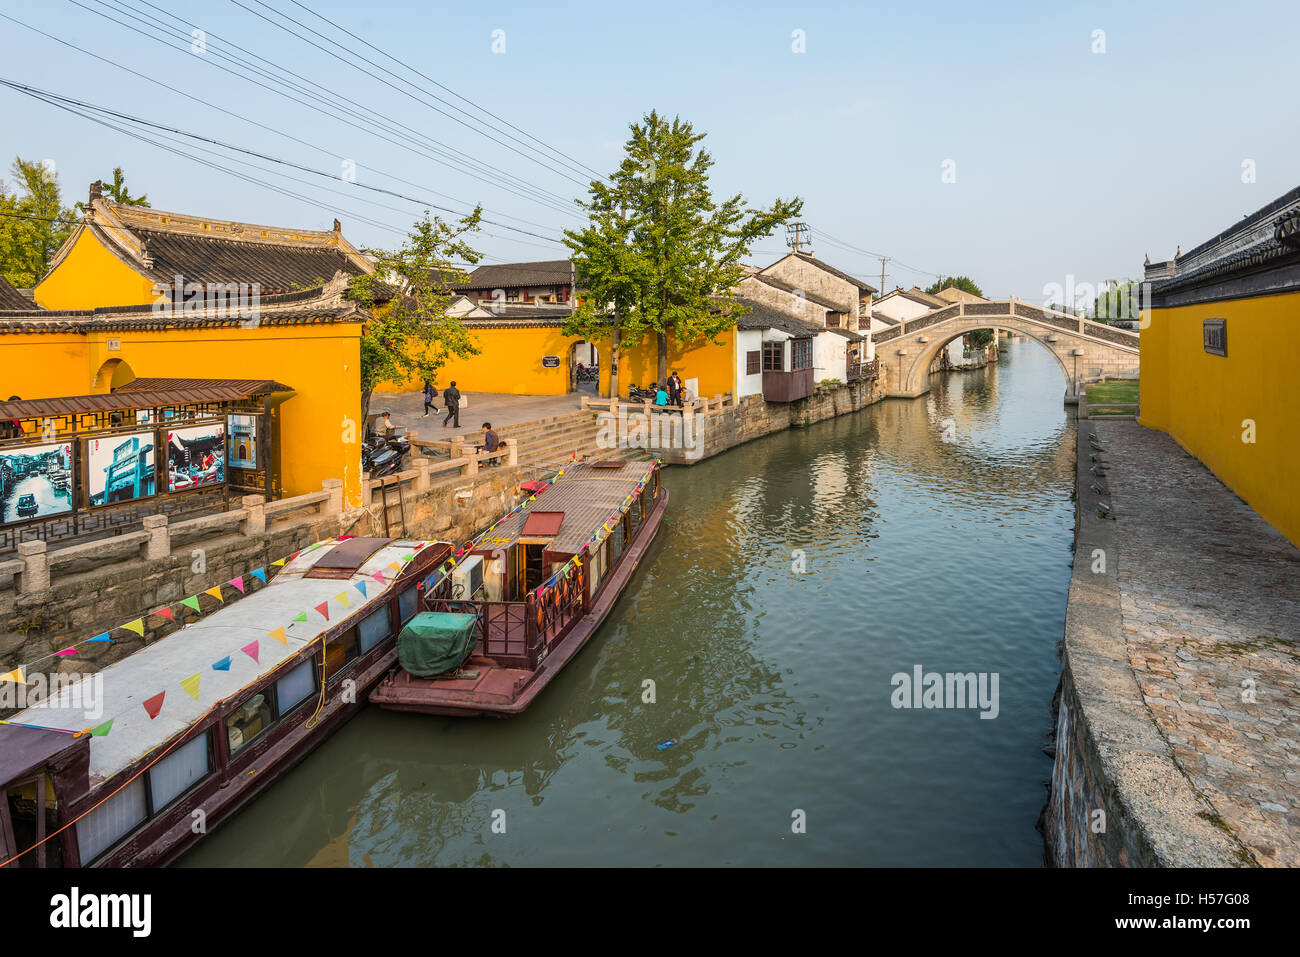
[86,432,155,506]
[227,414,258,469]
[0,441,74,524]
[167,423,226,492]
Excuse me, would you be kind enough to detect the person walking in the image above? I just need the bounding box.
[442,381,462,428]
[422,380,438,417]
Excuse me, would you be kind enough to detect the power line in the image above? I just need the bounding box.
[282,0,606,181]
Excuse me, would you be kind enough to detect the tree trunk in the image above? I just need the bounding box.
[360,389,372,436]
[657,332,668,388]
[609,326,621,399]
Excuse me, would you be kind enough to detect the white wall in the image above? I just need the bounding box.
[872,295,933,322]
[735,329,765,398]
[813,332,848,383]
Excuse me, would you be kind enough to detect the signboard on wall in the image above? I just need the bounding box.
[227,414,258,469]
[1203,318,1227,356]
[86,432,155,506]
[0,441,74,524]
[541,356,561,368]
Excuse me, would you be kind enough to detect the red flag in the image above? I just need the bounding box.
[315,601,330,621]
[143,691,165,720]
[241,641,259,663]
[153,606,174,622]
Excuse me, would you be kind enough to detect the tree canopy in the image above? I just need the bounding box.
[563,110,802,391]
[76,167,150,213]
[925,275,984,299]
[0,157,77,288]
[349,208,484,423]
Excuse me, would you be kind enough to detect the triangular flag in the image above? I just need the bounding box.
[180,596,201,612]
[354,581,367,599]
[292,611,308,623]
[241,641,259,663]
[180,673,201,701]
[121,619,145,636]
[372,571,386,584]
[153,606,174,622]
[573,556,582,567]
[271,558,286,567]
[251,568,267,583]
[335,592,351,609]
[142,691,165,719]
[388,562,402,573]
[268,627,287,645]
[204,586,224,602]
[314,602,330,621]
[400,553,415,563]
[0,668,25,685]
[289,551,301,560]
[228,577,245,594]
[212,656,231,671]
[88,632,113,642]
[54,647,77,656]
[89,719,114,737]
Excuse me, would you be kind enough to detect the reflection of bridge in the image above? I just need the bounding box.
[874,299,1140,400]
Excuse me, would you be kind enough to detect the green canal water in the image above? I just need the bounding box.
[179,338,1076,867]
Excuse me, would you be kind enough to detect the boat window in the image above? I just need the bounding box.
[226,692,273,756]
[398,583,420,624]
[325,628,360,680]
[276,659,317,713]
[148,732,211,812]
[75,776,147,865]
[610,518,626,562]
[628,498,643,534]
[358,605,391,653]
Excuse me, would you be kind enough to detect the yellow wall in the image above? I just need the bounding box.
[34,229,157,310]
[618,328,736,399]
[1139,290,1300,545]
[0,324,366,508]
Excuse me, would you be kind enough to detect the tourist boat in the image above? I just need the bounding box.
[0,536,453,867]
[371,460,667,718]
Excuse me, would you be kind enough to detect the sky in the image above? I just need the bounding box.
[1,0,1298,304]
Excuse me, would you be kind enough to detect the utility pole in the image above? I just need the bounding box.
[878,257,889,292]
[785,221,812,254]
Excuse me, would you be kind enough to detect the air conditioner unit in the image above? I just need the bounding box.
[451,555,483,600]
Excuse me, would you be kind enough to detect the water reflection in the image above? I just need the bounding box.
[180,338,1075,868]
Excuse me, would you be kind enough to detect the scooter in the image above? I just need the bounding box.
[362,430,410,477]
[627,383,658,402]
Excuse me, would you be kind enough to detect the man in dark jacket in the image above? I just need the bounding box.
[442,381,461,428]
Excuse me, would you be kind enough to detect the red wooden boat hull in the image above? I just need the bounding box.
[371,488,669,717]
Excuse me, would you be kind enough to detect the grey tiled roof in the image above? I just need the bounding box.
[0,276,33,311]
[456,259,572,290]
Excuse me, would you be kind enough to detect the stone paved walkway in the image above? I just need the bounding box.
[370,390,585,442]
[1098,420,1300,866]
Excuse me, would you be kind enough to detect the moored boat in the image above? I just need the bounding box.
[371,459,667,717]
[0,536,452,867]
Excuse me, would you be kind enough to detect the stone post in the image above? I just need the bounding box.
[16,540,48,595]
[241,494,266,536]
[322,478,344,515]
[464,451,479,476]
[142,514,170,560]
[412,457,431,493]
[450,435,465,459]
[507,444,518,467]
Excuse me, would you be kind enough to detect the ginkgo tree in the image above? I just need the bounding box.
[350,208,484,425]
[563,111,802,396]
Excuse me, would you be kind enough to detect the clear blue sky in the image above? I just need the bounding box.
[2,0,1297,300]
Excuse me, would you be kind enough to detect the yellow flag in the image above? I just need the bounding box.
[335,592,351,609]
[388,562,401,573]
[271,558,286,567]
[0,668,25,685]
[122,619,145,636]
[205,586,225,602]
[268,626,287,645]
[180,673,201,701]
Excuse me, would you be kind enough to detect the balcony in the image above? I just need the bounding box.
[762,368,814,402]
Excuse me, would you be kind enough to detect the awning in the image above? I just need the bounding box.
[0,380,295,420]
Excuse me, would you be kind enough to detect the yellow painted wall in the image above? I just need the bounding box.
[618,328,736,399]
[1139,291,1300,545]
[378,325,600,396]
[0,324,366,508]
[34,229,156,310]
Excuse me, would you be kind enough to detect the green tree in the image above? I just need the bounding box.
[1093,279,1138,323]
[563,110,802,394]
[350,208,484,424]
[0,157,76,287]
[925,275,984,299]
[76,167,150,213]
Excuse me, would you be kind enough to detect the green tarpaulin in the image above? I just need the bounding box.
[397,612,479,677]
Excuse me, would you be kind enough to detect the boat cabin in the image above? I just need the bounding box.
[0,536,451,867]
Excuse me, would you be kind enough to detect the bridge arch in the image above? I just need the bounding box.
[872,299,1140,401]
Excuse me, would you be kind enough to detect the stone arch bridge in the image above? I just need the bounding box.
[873,299,1140,400]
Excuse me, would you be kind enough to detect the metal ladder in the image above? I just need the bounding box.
[378,476,406,537]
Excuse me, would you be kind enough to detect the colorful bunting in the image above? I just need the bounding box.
[314,602,330,621]
[88,632,113,643]
[180,596,201,613]
[354,581,367,599]
[271,558,286,567]
[180,673,201,701]
[204,586,224,602]
[212,656,231,671]
[335,591,351,609]
[228,577,246,594]
[251,568,267,583]
[89,719,114,737]
[241,641,259,663]
[268,627,287,645]
[153,607,175,622]
[372,571,386,584]
[54,647,78,657]
[0,668,25,685]
[121,619,145,637]
[292,612,308,623]
[142,691,165,719]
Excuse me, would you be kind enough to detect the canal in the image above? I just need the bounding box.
[179,337,1076,867]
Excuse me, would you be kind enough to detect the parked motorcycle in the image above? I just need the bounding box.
[627,383,658,402]
[362,430,410,477]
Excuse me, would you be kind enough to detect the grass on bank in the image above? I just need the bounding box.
[1085,379,1139,415]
